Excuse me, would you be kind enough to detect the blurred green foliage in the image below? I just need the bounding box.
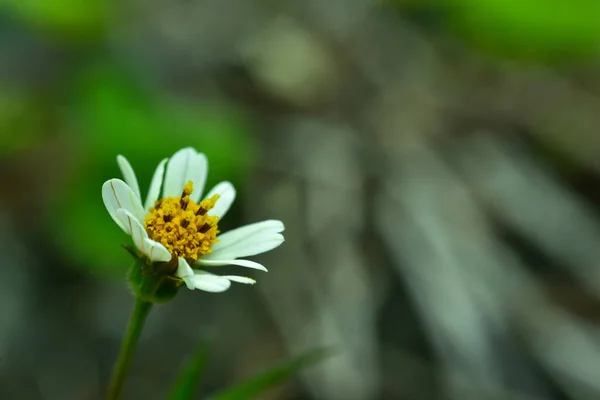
[203,348,331,400]
[0,89,45,155]
[1,0,113,37]
[398,0,600,61]
[50,63,256,276]
[168,339,212,400]
[166,339,330,400]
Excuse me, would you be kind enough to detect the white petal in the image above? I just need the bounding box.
[188,153,209,203]
[102,179,146,231]
[163,148,208,201]
[210,235,284,259]
[204,220,285,260]
[211,220,284,249]
[163,148,195,198]
[117,155,141,201]
[145,158,168,211]
[192,271,232,293]
[144,238,171,263]
[222,275,256,285]
[204,181,236,219]
[176,258,195,290]
[116,209,148,256]
[196,258,268,272]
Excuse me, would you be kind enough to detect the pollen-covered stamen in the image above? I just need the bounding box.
[195,207,208,216]
[199,222,211,233]
[144,181,221,261]
[180,181,193,210]
[180,198,189,210]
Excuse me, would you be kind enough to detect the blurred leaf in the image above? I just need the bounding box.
[0,89,45,155]
[1,0,113,37]
[396,0,600,61]
[49,62,256,276]
[204,348,332,400]
[453,0,600,60]
[72,63,255,180]
[167,340,212,400]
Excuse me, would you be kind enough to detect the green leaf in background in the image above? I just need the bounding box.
[49,62,256,277]
[0,0,114,38]
[167,339,213,400]
[451,0,600,61]
[203,348,332,400]
[395,0,600,62]
[0,89,46,156]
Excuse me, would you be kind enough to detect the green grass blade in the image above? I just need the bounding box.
[204,347,332,400]
[167,340,212,400]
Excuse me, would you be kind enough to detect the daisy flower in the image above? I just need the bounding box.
[102,147,284,293]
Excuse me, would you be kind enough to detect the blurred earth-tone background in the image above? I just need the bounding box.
[4,0,600,399]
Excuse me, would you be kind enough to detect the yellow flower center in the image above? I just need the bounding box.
[144,181,220,261]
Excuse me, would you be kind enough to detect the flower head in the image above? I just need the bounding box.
[102,147,284,294]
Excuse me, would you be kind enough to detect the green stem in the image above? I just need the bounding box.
[106,297,153,400]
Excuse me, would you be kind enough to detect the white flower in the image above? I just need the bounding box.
[102,147,284,293]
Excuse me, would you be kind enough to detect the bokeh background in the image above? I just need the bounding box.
[4,0,600,399]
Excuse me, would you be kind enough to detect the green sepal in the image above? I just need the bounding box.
[123,245,182,303]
